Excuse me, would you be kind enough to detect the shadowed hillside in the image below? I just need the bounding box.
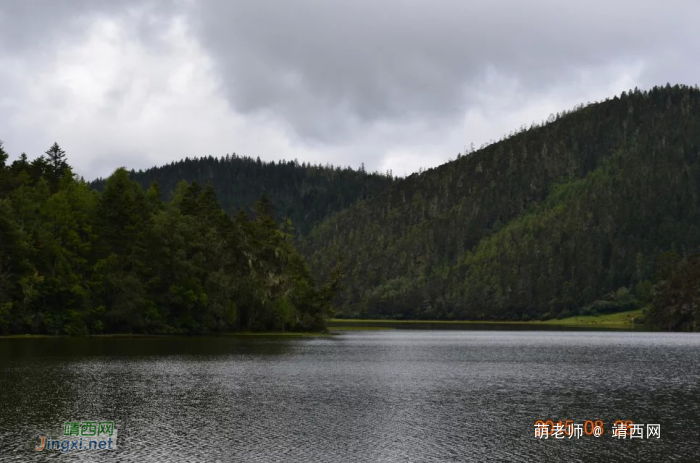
[93,155,395,235]
[302,85,700,328]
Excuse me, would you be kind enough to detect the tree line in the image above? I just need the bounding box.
[0,143,340,335]
[92,153,395,235]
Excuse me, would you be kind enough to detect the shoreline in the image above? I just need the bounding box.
[0,331,332,339]
[0,310,648,337]
[328,309,645,329]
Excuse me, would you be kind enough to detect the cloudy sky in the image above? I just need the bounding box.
[0,1,697,179]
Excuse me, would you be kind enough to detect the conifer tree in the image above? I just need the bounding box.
[45,142,67,172]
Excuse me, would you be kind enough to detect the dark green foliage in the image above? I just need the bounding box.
[44,142,69,187]
[0,145,336,335]
[92,154,394,235]
[303,85,700,329]
[647,255,700,331]
[0,142,7,168]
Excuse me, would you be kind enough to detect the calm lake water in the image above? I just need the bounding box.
[1,330,699,462]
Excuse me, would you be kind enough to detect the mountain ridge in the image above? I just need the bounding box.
[301,84,700,327]
[91,154,395,235]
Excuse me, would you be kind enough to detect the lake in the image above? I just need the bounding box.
[1,330,699,461]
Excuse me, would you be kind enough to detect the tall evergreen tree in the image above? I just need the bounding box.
[0,141,8,168]
[43,142,69,189]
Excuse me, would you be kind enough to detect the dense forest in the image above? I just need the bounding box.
[1,85,699,334]
[303,85,700,330]
[92,155,394,235]
[0,143,340,335]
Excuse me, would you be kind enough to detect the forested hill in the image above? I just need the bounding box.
[302,85,700,330]
[92,155,395,234]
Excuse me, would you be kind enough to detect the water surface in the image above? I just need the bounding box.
[1,330,698,461]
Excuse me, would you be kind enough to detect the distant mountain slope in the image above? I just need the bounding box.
[93,155,394,235]
[302,85,700,321]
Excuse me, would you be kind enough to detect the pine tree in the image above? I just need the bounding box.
[44,142,68,185]
[0,141,8,168]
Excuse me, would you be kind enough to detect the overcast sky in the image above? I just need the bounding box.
[0,1,697,179]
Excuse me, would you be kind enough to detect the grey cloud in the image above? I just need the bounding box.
[190,0,699,141]
[0,0,189,59]
[1,0,699,178]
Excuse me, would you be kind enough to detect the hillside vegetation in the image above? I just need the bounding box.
[302,85,700,329]
[93,155,394,235]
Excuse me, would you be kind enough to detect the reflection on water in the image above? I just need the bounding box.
[1,331,699,462]
[327,320,648,331]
